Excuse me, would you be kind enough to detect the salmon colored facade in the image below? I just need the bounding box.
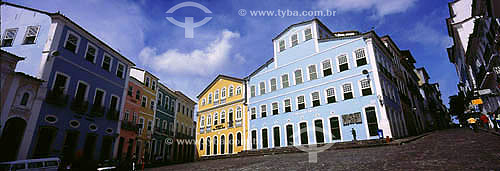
[196,75,247,157]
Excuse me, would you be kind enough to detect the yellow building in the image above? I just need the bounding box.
[196,75,247,157]
[172,91,196,162]
[129,67,158,162]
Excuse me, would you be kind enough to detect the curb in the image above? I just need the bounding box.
[393,132,432,145]
[478,128,500,136]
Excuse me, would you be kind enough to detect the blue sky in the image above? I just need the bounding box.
[7,0,457,106]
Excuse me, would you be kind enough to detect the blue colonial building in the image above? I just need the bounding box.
[1,2,134,164]
[246,19,404,150]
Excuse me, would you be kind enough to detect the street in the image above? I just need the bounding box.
[148,128,500,170]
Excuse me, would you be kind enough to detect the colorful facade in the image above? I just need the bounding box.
[246,19,403,150]
[152,83,177,162]
[129,67,158,163]
[115,78,141,161]
[173,91,196,162]
[0,50,44,162]
[1,2,135,165]
[196,75,247,157]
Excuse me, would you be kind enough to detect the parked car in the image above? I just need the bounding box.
[96,160,117,171]
[0,157,60,171]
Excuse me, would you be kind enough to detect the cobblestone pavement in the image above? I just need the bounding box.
[148,128,500,170]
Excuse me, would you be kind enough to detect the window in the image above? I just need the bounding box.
[145,77,150,87]
[150,101,155,110]
[237,132,242,146]
[135,90,140,100]
[142,96,147,107]
[200,138,204,150]
[221,111,226,124]
[214,113,218,125]
[127,87,133,96]
[53,73,69,93]
[251,130,257,149]
[116,63,125,79]
[299,122,308,145]
[279,40,286,52]
[326,88,336,103]
[305,28,312,41]
[207,115,212,126]
[229,86,234,97]
[110,96,119,111]
[20,93,30,106]
[260,105,267,118]
[251,107,256,120]
[366,107,379,136]
[294,69,303,85]
[206,137,211,155]
[2,28,17,47]
[330,117,341,140]
[64,32,80,53]
[281,74,289,88]
[200,116,205,127]
[262,128,268,148]
[214,90,219,101]
[314,120,324,143]
[236,86,242,95]
[152,81,156,90]
[102,55,112,71]
[272,102,279,115]
[355,48,367,66]
[85,43,97,63]
[250,86,256,97]
[361,79,372,96]
[342,83,353,100]
[75,81,88,102]
[322,59,333,76]
[23,26,39,44]
[291,34,298,47]
[148,120,153,131]
[94,89,105,106]
[270,78,277,92]
[222,88,226,98]
[273,127,280,147]
[286,125,293,146]
[308,65,318,80]
[259,82,266,95]
[158,93,162,106]
[311,92,320,107]
[338,55,349,72]
[297,95,305,110]
[133,113,137,123]
[202,99,206,106]
[208,93,212,104]
[236,107,242,120]
[284,99,291,112]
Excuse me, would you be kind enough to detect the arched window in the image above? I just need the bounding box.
[221,111,226,124]
[207,115,212,126]
[229,86,234,97]
[228,109,234,123]
[214,113,219,125]
[236,107,242,120]
[20,92,30,106]
[221,88,226,98]
[237,132,242,146]
[200,116,205,127]
[200,138,204,150]
[206,137,211,155]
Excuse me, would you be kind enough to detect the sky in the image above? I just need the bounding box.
[7,0,457,107]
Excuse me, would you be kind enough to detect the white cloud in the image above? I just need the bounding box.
[138,29,240,76]
[316,0,417,18]
[407,22,452,48]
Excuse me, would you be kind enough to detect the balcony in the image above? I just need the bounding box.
[89,103,106,117]
[106,109,120,121]
[200,127,205,134]
[235,120,242,127]
[206,125,211,133]
[121,121,139,132]
[70,98,89,115]
[45,89,68,107]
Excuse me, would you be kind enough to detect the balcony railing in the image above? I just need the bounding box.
[121,121,139,132]
[70,98,88,114]
[200,127,205,134]
[106,109,120,121]
[45,89,68,107]
[89,103,106,117]
[235,120,242,127]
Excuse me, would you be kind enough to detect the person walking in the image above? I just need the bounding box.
[493,113,499,132]
[351,128,357,141]
[467,117,477,132]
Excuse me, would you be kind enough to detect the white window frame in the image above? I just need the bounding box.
[208,93,213,104]
[207,114,212,126]
[202,98,206,106]
[51,71,71,94]
[271,101,279,115]
[269,77,277,92]
[324,87,336,104]
[64,31,80,53]
[229,85,234,97]
[293,68,303,85]
[259,82,266,95]
[142,95,148,107]
[221,110,226,123]
[283,98,292,112]
[321,59,333,77]
[110,94,120,110]
[336,53,350,72]
[327,115,344,142]
[341,82,354,100]
[101,53,113,72]
[279,39,286,52]
[290,33,299,47]
[236,106,242,120]
[221,87,227,99]
[23,25,40,44]
[297,121,310,145]
[74,80,90,101]
[2,28,18,47]
[116,62,126,79]
[271,125,282,148]
[296,94,306,110]
[312,118,326,144]
[260,104,267,118]
[236,86,242,95]
[353,47,368,67]
[281,73,290,89]
[304,27,313,41]
[310,91,321,107]
[358,79,373,96]
[93,88,106,106]
[250,85,256,97]
[214,90,219,101]
[200,115,205,128]
[250,107,257,119]
[307,64,318,81]
[84,42,98,63]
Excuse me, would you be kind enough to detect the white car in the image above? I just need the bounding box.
[0,157,60,171]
